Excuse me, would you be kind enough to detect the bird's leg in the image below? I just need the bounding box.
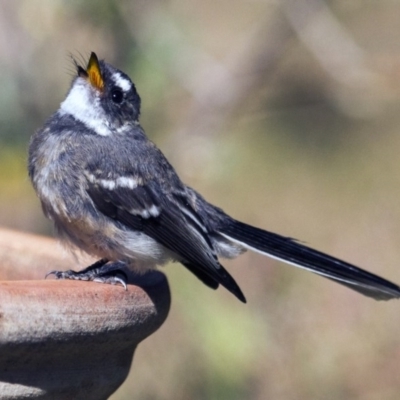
[45,259,128,289]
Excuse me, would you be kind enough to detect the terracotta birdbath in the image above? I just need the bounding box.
[0,228,170,399]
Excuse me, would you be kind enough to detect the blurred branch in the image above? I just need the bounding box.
[117,2,294,169]
[117,0,389,167]
[167,16,294,169]
[281,0,374,87]
[281,0,391,117]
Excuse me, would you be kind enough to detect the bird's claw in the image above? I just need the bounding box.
[45,269,85,280]
[44,264,128,290]
[93,273,127,290]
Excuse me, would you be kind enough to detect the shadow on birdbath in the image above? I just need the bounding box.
[0,228,171,400]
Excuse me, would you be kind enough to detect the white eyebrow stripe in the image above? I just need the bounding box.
[113,72,132,92]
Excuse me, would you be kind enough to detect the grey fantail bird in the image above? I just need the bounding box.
[28,52,400,303]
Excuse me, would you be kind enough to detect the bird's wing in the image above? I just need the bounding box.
[86,175,246,302]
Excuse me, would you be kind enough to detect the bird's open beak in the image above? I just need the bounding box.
[85,52,104,91]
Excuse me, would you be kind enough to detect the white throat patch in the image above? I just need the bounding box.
[59,78,112,136]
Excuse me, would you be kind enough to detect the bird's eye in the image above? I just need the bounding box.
[111,88,124,104]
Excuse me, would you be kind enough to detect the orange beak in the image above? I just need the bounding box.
[86,52,104,91]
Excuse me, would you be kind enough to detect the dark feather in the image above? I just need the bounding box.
[87,182,246,302]
[181,261,220,290]
[220,219,400,300]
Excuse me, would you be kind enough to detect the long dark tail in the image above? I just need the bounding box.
[219,219,400,300]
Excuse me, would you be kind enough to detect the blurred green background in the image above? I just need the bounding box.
[2,0,400,399]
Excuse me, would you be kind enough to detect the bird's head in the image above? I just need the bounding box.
[59,52,141,136]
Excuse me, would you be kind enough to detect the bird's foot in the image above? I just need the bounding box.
[45,259,128,290]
